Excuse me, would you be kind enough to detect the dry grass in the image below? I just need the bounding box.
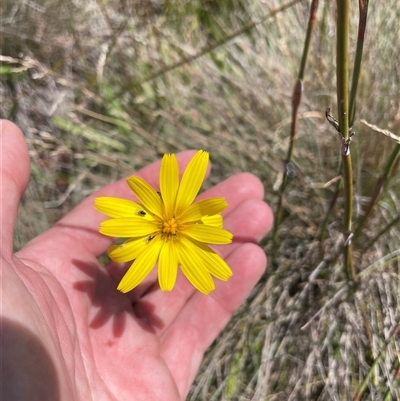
[1,0,399,399]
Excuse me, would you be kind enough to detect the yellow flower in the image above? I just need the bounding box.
[95,150,233,294]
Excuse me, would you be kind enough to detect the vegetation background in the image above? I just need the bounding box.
[1,0,399,399]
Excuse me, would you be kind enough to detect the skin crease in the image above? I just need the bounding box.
[0,119,273,401]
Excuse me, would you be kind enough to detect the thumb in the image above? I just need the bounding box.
[0,120,30,259]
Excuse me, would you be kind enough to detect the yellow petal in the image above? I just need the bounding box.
[204,251,232,280]
[95,197,146,218]
[182,224,233,244]
[200,214,223,228]
[158,238,178,291]
[117,236,163,292]
[108,237,148,262]
[179,198,228,223]
[175,150,209,216]
[99,217,160,237]
[126,176,163,218]
[189,241,232,280]
[160,154,179,217]
[176,237,215,294]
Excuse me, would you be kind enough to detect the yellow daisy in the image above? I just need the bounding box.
[95,150,233,294]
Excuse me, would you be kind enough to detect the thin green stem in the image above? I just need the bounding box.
[349,0,369,127]
[299,0,319,80]
[273,0,319,244]
[337,1,350,143]
[273,79,302,243]
[336,0,356,282]
[320,1,369,243]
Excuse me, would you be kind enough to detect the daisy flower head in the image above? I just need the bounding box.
[95,150,233,294]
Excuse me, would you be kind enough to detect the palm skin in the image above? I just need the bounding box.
[1,120,273,401]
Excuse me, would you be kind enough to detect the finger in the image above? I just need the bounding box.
[160,243,267,398]
[0,120,30,259]
[105,173,267,302]
[19,150,202,261]
[202,172,265,215]
[132,198,272,332]
[222,195,273,245]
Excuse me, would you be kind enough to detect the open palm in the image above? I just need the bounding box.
[1,120,273,401]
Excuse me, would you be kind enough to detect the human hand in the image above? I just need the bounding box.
[1,120,273,401]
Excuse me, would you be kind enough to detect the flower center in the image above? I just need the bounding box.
[162,217,178,235]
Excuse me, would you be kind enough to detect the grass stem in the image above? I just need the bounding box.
[349,0,369,127]
[319,1,369,244]
[336,0,357,283]
[273,0,319,244]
